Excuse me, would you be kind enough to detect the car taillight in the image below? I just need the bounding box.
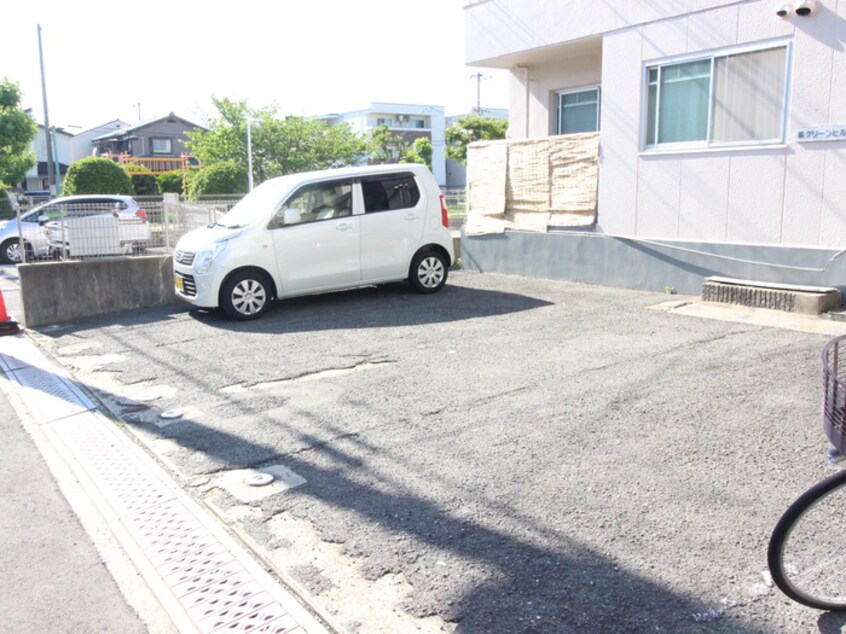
[439,195,449,229]
[136,209,147,222]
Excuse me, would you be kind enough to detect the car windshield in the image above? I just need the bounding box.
[212,178,296,229]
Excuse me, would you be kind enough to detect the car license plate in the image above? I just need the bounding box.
[175,274,184,292]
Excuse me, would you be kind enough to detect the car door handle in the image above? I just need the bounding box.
[404,213,419,221]
[336,222,352,231]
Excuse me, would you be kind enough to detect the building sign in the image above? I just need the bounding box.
[797,125,846,142]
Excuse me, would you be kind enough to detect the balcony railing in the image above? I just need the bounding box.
[102,152,201,175]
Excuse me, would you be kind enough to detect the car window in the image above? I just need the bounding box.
[65,199,122,218]
[22,211,43,224]
[274,179,353,227]
[361,173,420,213]
[28,203,65,221]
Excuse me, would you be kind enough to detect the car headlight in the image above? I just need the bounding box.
[193,242,227,275]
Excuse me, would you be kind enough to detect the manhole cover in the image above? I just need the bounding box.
[160,409,183,420]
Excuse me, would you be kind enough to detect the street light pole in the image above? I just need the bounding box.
[246,118,254,192]
[37,25,56,197]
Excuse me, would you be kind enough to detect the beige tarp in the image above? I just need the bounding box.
[465,133,599,236]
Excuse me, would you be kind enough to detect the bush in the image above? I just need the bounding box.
[123,163,158,196]
[157,171,184,194]
[63,157,134,195]
[188,161,247,197]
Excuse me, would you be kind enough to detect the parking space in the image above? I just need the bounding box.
[28,270,846,632]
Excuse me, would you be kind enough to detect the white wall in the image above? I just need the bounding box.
[465,0,740,66]
[506,43,602,139]
[597,0,846,248]
[474,0,846,249]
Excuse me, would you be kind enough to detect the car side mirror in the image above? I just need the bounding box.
[283,208,301,225]
[38,215,49,225]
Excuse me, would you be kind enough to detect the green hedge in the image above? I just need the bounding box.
[123,163,158,196]
[157,171,184,194]
[64,157,134,195]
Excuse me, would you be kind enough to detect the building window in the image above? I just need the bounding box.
[376,118,393,127]
[556,88,600,135]
[412,119,426,129]
[645,42,789,149]
[150,138,173,154]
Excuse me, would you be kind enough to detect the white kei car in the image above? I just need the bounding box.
[173,164,454,320]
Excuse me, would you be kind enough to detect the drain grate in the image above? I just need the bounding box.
[1,339,328,634]
[8,365,95,422]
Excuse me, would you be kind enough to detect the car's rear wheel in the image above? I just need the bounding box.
[409,249,448,294]
[220,270,273,320]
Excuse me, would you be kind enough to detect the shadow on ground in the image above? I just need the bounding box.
[32,283,554,335]
[27,280,768,632]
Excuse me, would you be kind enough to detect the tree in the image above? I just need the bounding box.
[187,160,248,197]
[369,123,403,162]
[400,137,433,170]
[444,114,509,165]
[63,157,134,195]
[187,97,370,186]
[0,79,37,187]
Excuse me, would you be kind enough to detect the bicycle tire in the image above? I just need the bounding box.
[768,469,846,610]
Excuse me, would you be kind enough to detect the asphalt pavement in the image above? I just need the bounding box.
[8,264,846,633]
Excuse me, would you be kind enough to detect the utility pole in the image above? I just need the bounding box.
[134,102,142,121]
[37,25,56,197]
[469,72,489,115]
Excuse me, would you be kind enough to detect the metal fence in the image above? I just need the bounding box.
[11,187,465,264]
[10,195,243,263]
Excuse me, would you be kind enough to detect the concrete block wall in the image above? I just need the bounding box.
[18,256,178,328]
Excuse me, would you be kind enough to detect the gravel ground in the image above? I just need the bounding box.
[32,269,846,633]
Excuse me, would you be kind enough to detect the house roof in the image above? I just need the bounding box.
[92,112,205,141]
[77,119,131,136]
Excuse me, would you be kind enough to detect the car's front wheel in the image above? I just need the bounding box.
[220,270,274,320]
[409,249,448,294]
[1,238,25,265]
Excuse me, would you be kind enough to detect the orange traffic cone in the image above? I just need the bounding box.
[0,288,20,335]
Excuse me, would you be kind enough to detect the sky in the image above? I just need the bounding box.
[0,0,509,133]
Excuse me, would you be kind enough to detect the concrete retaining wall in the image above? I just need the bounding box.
[461,230,846,299]
[18,256,177,328]
[17,241,463,329]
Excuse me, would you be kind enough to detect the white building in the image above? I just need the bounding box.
[22,125,74,195]
[463,0,846,295]
[70,120,128,162]
[319,102,447,186]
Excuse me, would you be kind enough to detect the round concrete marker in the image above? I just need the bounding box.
[245,472,275,487]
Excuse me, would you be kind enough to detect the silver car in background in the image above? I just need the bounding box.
[0,195,150,263]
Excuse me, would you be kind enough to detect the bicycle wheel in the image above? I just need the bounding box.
[768,469,846,610]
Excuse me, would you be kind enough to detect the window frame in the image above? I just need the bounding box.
[554,86,601,136]
[272,178,355,228]
[360,172,421,214]
[642,39,792,152]
[150,137,173,155]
